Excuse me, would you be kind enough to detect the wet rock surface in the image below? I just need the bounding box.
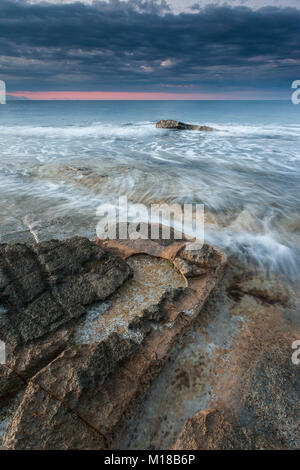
[3,333,137,450]
[119,255,300,450]
[0,235,226,449]
[1,232,298,451]
[0,237,132,411]
[156,120,213,131]
[1,214,97,245]
[174,346,300,450]
[169,257,300,451]
[75,254,186,344]
[0,237,132,349]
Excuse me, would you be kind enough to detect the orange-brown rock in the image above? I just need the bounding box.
[174,345,300,450]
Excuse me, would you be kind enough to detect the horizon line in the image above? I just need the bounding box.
[7,91,287,101]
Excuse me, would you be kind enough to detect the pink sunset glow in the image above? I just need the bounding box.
[8,91,221,100]
[7,90,280,101]
[7,90,282,101]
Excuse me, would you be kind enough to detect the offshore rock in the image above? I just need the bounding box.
[156,120,213,131]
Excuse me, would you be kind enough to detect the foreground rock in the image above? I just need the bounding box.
[0,237,132,403]
[1,235,226,449]
[156,120,213,131]
[0,237,132,349]
[174,346,300,450]
[1,231,299,451]
[114,248,299,450]
[170,255,300,451]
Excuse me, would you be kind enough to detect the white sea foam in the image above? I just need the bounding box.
[0,121,159,139]
[0,121,299,142]
[0,115,299,279]
[205,228,299,280]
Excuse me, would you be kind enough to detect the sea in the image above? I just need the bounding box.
[0,100,299,280]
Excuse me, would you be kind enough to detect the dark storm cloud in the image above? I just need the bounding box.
[0,0,299,92]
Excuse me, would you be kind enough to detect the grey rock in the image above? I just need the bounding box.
[23,214,97,243]
[2,238,227,450]
[156,120,213,131]
[129,288,186,336]
[178,243,223,269]
[0,237,132,349]
[2,381,105,450]
[76,332,136,392]
[2,333,137,450]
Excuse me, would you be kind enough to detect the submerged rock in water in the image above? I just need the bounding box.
[156,120,213,131]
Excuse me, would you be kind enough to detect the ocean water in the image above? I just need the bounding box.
[0,100,299,279]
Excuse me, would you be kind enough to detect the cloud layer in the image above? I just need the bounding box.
[1,0,299,96]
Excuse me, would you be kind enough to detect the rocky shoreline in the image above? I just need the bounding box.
[0,225,299,450]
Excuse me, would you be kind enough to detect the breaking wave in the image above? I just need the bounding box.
[0,103,299,280]
[0,121,159,139]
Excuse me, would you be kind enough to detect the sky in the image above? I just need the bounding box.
[1,0,300,100]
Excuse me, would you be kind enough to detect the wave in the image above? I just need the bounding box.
[107,206,300,280]
[0,121,300,139]
[211,123,300,138]
[0,118,299,281]
[205,227,300,280]
[0,121,159,139]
